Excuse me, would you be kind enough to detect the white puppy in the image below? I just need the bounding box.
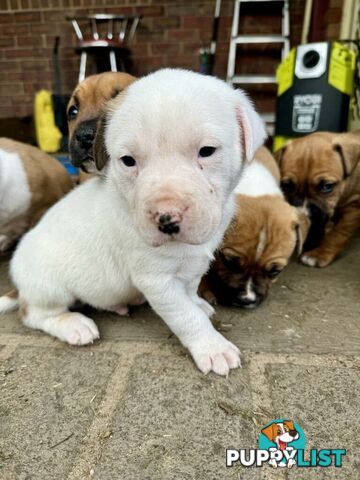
[1,69,266,376]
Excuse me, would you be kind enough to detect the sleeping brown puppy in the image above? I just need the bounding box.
[199,147,309,308]
[0,138,72,253]
[276,131,360,267]
[67,71,136,180]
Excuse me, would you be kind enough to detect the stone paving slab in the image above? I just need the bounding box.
[0,344,119,480]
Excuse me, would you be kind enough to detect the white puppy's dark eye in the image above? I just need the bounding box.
[199,146,216,157]
[67,105,78,120]
[121,156,136,167]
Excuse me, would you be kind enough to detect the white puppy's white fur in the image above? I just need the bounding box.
[5,69,266,376]
[0,149,31,252]
[235,160,282,197]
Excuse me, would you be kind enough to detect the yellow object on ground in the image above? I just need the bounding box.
[34,90,62,153]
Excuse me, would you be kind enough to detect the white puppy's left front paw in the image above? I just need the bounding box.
[187,331,241,376]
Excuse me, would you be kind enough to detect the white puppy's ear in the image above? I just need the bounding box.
[93,116,110,171]
[235,89,267,162]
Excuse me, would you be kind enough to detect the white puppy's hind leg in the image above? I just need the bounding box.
[23,305,100,345]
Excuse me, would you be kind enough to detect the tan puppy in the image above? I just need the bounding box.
[276,131,360,267]
[0,138,72,253]
[199,147,309,307]
[67,71,136,179]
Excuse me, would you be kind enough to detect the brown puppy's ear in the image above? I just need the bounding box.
[274,145,287,171]
[111,88,121,99]
[93,117,110,171]
[294,207,310,255]
[333,132,360,179]
[261,423,277,442]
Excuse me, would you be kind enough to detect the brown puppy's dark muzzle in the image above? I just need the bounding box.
[69,118,97,168]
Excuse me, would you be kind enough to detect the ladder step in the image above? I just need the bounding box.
[231,74,277,84]
[233,35,288,44]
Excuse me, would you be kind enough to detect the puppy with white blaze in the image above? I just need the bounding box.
[1,69,266,376]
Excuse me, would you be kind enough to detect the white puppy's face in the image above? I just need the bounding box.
[96,69,266,247]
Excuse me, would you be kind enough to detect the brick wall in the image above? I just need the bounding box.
[0,0,337,123]
[325,0,342,39]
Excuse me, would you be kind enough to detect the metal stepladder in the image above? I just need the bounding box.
[226,0,290,128]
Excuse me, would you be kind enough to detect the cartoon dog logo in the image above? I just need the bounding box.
[261,420,299,468]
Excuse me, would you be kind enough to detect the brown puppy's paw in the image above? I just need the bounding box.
[300,248,335,268]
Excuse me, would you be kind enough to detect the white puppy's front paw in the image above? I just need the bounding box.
[188,331,241,376]
[52,313,100,345]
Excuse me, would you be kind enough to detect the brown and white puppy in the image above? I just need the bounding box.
[67,71,136,177]
[0,138,72,253]
[276,131,360,267]
[199,147,309,308]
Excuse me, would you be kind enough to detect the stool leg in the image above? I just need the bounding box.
[79,51,87,82]
[109,50,117,72]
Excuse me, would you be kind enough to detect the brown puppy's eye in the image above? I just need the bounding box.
[280,179,295,195]
[67,105,78,120]
[199,146,216,157]
[220,252,243,271]
[317,180,336,194]
[121,156,136,167]
[267,266,282,278]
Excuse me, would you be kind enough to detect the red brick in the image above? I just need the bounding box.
[17,35,45,47]
[135,5,164,17]
[0,83,24,95]
[151,42,180,55]
[0,60,20,71]
[168,29,199,41]
[0,106,22,117]
[0,13,14,23]
[22,59,50,70]
[6,72,30,82]
[152,16,180,30]
[104,6,134,15]
[0,37,16,47]
[30,23,61,35]
[182,42,202,54]
[14,12,41,23]
[2,24,29,35]
[42,10,67,23]
[325,8,341,23]
[4,48,52,59]
[327,23,340,38]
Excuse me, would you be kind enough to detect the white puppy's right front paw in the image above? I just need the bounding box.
[187,331,241,376]
[51,313,100,345]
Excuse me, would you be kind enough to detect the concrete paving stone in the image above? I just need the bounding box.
[93,351,260,480]
[0,346,120,480]
[265,362,360,479]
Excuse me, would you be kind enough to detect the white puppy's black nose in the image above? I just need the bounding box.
[157,213,180,235]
